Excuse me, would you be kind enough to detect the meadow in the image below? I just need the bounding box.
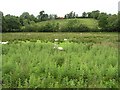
[1,32,119,88]
[21,19,99,32]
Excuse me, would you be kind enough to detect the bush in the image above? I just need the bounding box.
[21,22,60,32]
[60,20,90,32]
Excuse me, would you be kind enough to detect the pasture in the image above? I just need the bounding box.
[21,18,99,32]
[1,32,119,88]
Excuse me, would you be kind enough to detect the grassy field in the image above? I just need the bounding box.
[1,32,119,88]
[21,18,99,32]
[36,18,99,29]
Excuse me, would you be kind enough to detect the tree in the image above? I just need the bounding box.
[65,11,76,19]
[87,12,92,18]
[91,10,100,19]
[98,13,108,30]
[23,19,29,26]
[64,14,69,19]
[42,14,48,21]
[54,14,57,19]
[37,11,49,21]
[115,11,120,31]
[107,14,118,31]
[49,14,57,20]
[73,12,76,18]
[2,14,7,32]
[30,14,38,22]
[38,11,44,21]
[4,14,21,32]
[75,14,78,18]
[20,12,38,26]
[82,12,87,18]
[20,12,30,20]
[20,12,30,26]
[0,11,2,32]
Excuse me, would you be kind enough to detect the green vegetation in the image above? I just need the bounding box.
[2,32,118,42]
[1,9,119,88]
[21,19,98,32]
[2,32,118,88]
[1,10,119,32]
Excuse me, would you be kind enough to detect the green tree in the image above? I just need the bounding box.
[20,12,30,26]
[0,11,8,32]
[2,15,8,32]
[20,12,30,20]
[91,10,100,19]
[82,12,87,18]
[64,14,69,19]
[37,11,48,21]
[20,12,37,26]
[87,12,92,18]
[29,14,38,22]
[117,11,120,31]
[42,14,48,21]
[107,14,118,31]
[0,11,2,32]
[98,13,108,30]
[23,19,29,26]
[49,14,57,20]
[4,14,21,32]
[65,11,76,19]
[38,11,44,21]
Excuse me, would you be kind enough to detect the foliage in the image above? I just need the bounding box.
[37,11,49,21]
[1,10,119,32]
[64,11,76,19]
[21,19,98,32]
[98,13,108,30]
[2,14,21,32]
[2,33,118,88]
[116,11,120,31]
[107,14,118,31]
[98,13,118,32]
[82,12,87,18]
[2,32,118,43]
[91,10,100,19]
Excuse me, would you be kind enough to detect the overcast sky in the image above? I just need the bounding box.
[0,0,119,17]
[118,1,120,11]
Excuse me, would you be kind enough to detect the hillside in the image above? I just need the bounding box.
[21,18,99,32]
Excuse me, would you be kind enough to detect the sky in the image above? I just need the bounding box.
[0,0,119,17]
[118,1,120,11]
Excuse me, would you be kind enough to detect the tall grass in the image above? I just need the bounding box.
[2,39,118,88]
[2,32,118,43]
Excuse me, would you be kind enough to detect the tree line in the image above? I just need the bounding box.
[0,10,119,32]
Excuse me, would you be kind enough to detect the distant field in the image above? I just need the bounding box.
[36,18,99,29]
[21,18,99,32]
[2,32,119,88]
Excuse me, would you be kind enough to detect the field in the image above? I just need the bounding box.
[21,18,99,32]
[1,32,119,88]
[35,19,98,29]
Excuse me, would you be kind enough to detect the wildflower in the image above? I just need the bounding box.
[0,41,8,44]
[53,43,64,51]
[64,39,67,41]
[54,39,59,41]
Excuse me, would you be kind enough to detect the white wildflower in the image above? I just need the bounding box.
[64,39,67,41]
[54,39,59,41]
[0,41,8,44]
